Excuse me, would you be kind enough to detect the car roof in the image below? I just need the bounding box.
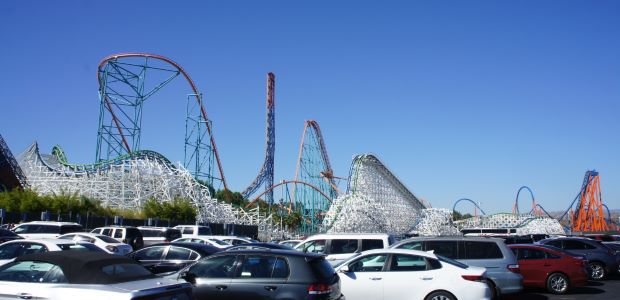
[16,221,81,226]
[396,236,505,243]
[360,248,438,259]
[306,233,391,238]
[14,251,153,284]
[59,232,109,238]
[226,242,294,250]
[5,238,89,245]
[142,242,222,255]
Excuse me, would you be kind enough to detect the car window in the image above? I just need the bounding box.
[19,243,47,255]
[348,254,387,272]
[545,240,562,248]
[546,252,561,259]
[167,230,182,240]
[101,263,154,282]
[330,239,358,254]
[0,243,21,259]
[389,254,429,271]
[397,241,423,251]
[97,235,121,243]
[59,225,82,234]
[134,246,167,260]
[197,227,211,235]
[302,240,326,254]
[0,261,66,283]
[210,239,229,246]
[58,243,103,252]
[190,255,237,278]
[114,229,123,239]
[239,255,287,278]
[424,241,458,259]
[139,229,158,237]
[188,238,202,243]
[229,239,247,246]
[101,228,112,236]
[361,239,384,251]
[517,248,545,260]
[90,229,102,234]
[464,241,503,259]
[13,225,33,234]
[182,227,194,234]
[166,247,193,260]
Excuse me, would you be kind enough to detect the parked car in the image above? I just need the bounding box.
[295,233,394,266]
[215,235,254,246]
[0,229,22,244]
[0,251,193,300]
[173,225,212,237]
[391,236,523,298]
[537,236,619,280]
[581,234,620,242]
[127,242,221,274]
[508,244,588,294]
[91,226,144,250]
[225,242,295,251]
[137,226,182,246]
[279,239,302,247]
[336,248,491,300]
[173,236,231,248]
[502,234,550,245]
[11,221,83,239]
[0,239,104,266]
[57,232,133,255]
[169,249,344,300]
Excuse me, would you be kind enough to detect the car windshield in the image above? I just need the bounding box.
[209,239,229,246]
[58,243,105,252]
[437,255,469,269]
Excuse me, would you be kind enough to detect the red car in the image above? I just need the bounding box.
[509,244,588,294]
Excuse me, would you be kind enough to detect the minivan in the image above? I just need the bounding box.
[12,221,83,239]
[295,233,394,266]
[391,236,523,298]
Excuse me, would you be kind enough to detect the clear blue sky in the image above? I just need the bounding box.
[1,1,618,214]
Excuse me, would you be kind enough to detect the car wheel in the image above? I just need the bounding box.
[546,272,569,294]
[424,291,456,300]
[587,262,606,280]
[486,280,500,300]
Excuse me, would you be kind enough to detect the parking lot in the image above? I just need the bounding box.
[503,274,620,300]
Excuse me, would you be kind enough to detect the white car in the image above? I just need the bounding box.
[172,237,231,249]
[57,233,133,255]
[0,239,104,267]
[11,221,83,239]
[335,248,492,300]
[295,233,394,266]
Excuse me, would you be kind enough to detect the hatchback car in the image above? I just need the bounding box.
[57,232,133,255]
[391,236,522,298]
[336,248,491,300]
[11,221,83,239]
[0,239,104,266]
[91,226,144,250]
[0,251,192,300]
[537,236,619,280]
[169,249,344,300]
[127,242,221,274]
[509,244,588,294]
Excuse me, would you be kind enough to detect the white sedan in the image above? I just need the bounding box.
[0,239,104,267]
[172,237,230,249]
[335,248,492,300]
[57,232,133,255]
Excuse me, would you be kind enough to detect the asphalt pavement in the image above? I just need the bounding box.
[502,274,620,300]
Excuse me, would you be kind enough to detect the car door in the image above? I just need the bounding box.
[514,247,550,286]
[187,254,238,300]
[339,253,387,300]
[226,255,288,300]
[382,254,439,300]
[157,246,200,273]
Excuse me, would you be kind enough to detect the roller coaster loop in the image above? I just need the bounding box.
[452,198,486,221]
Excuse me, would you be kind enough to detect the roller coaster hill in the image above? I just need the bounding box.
[3,53,618,239]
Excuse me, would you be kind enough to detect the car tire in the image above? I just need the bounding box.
[486,280,500,300]
[546,272,569,294]
[424,291,456,300]
[587,262,606,280]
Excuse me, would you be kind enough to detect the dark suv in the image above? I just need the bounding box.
[537,237,619,280]
[170,249,343,300]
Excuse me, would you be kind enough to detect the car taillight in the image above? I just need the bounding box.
[507,264,520,273]
[105,245,119,253]
[462,275,485,282]
[308,283,332,295]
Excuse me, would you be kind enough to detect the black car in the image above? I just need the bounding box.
[171,249,343,300]
[127,242,221,274]
[225,242,295,251]
[538,237,619,280]
[0,229,22,244]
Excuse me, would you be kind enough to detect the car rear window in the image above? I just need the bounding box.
[309,257,336,283]
[330,239,358,254]
[361,239,384,251]
[464,241,503,259]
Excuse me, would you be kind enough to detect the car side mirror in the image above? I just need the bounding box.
[180,271,196,284]
[338,265,350,273]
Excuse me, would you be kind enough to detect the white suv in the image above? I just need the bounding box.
[173,225,212,237]
[12,221,83,239]
[295,233,394,266]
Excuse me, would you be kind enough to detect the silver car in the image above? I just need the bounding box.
[391,236,523,298]
[0,251,192,300]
